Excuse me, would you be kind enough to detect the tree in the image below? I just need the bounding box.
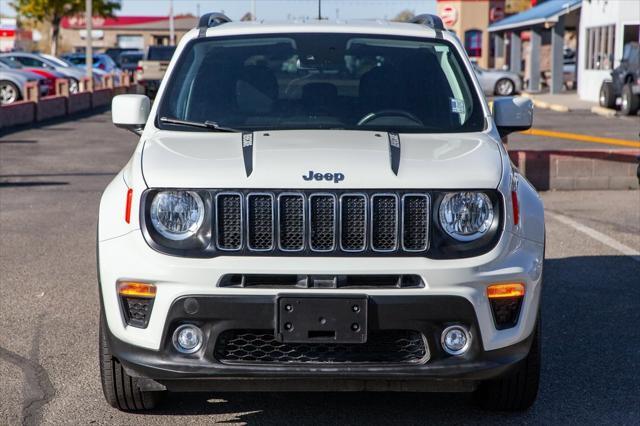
[392,9,415,22]
[12,0,120,55]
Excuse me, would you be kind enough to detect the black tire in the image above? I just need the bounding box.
[474,319,541,411]
[599,81,616,108]
[99,310,164,411]
[621,83,640,116]
[494,78,515,96]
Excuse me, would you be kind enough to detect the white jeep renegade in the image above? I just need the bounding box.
[99,13,544,412]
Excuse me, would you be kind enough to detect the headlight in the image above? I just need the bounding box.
[150,190,205,240]
[439,192,494,241]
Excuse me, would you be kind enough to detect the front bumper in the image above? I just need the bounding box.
[99,227,544,353]
[106,294,536,392]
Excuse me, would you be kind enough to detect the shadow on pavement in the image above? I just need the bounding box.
[134,255,640,424]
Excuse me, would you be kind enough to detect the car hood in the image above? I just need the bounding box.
[141,130,503,189]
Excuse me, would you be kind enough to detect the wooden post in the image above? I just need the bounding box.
[24,81,40,103]
[56,78,69,97]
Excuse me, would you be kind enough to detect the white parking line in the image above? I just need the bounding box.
[547,211,640,263]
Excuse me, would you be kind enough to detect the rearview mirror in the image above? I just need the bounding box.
[493,97,533,138]
[112,94,150,135]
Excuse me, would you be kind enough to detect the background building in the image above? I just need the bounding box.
[577,0,640,102]
[59,15,198,53]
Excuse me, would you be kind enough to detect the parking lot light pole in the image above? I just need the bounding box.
[86,0,93,89]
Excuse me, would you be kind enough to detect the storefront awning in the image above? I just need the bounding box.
[488,0,581,32]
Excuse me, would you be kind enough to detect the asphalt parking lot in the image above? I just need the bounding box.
[1,112,639,425]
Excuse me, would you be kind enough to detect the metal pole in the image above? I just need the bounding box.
[86,0,93,89]
[251,0,256,20]
[169,0,175,45]
[318,0,321,20]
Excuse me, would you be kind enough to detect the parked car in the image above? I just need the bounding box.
[0,56,59,97]
[0,61,49,104]
[116,50,143,74]
[0,52,85,93]
[62,53,120,73]
[61,53,122,85]
[472,63,522,96]
[104,47,140,63]
[101,13,542,412]
[599,41,640,115]
[135,45,176,97]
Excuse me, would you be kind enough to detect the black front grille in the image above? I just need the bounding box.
[211,191,430,255]
[214,330,429,364]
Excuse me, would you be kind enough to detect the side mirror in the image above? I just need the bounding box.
[112,94,150,135]
[493,96,533,138]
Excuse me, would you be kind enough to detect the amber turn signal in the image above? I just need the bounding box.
[487,283,525,299]
[117,281,156,298]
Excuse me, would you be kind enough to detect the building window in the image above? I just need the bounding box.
[117,35,144,49]
[465,30,483,57]
[585,25,615,70]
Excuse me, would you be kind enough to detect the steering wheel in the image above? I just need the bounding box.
[357,109,424,127]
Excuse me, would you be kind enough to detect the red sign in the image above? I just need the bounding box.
[490,6,505,22]
[440,6,458,27]
[0,29,16,38]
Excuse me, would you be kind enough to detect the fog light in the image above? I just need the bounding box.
[172,324,203,354]
[441,325,471,356]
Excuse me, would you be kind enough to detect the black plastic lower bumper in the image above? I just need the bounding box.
[106,295,534,392]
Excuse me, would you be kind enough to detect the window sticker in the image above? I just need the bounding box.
[450,98,466,114]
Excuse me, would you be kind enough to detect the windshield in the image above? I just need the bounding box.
[158,33,484,133]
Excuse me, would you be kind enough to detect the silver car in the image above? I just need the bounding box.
[472,63,522,96]
[0,52,86,93]
[0,61,48,105]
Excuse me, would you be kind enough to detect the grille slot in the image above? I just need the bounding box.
[215,330,429,364]
[402,194,429,251]
[371,195,398,251]
[340,194,367,251]
[247,194,274,250]
[278,194,304,251]
[216,193,242,250]
[309,195,336,252]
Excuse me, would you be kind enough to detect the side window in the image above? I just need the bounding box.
[464,30,483,58]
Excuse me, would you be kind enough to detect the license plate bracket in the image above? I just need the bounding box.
[276,295,368,343]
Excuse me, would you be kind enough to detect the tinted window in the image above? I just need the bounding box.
[147,46,176,61]
[158,33,484,133]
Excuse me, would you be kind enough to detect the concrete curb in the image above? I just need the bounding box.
[521,93,573,113]
[509,149,639,190]
[590,106,618,118]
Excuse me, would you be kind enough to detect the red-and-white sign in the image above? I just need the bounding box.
[490,6,505,22]
[440,6,458,27]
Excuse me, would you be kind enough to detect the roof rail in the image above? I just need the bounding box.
[197,12,232,37]
[410,14,445,32]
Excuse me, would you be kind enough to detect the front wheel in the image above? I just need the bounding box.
[494,78,515,96]
[621,84,640,115]
[474,318,541,411]
[99,310,165,411]
[0,80,20,105]
[599,81,616,108]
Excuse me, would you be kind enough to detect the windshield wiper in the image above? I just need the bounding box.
[159,116,240,132]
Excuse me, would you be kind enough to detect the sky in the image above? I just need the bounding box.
[0,0,436,21]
